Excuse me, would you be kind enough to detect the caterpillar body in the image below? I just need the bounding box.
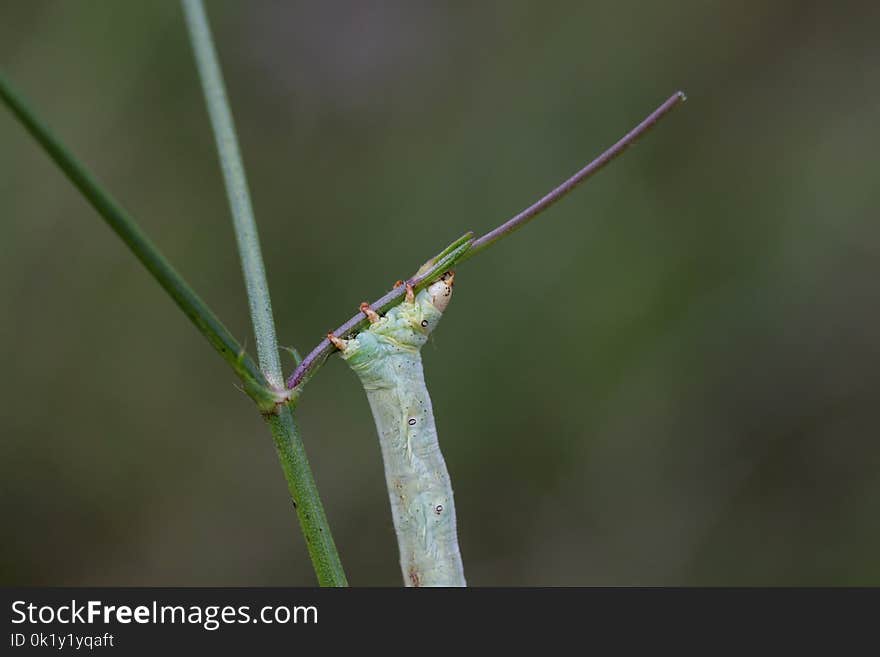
[331,273,465,587]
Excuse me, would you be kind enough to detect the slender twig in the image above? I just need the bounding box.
[0,72,281,411]
[286,91,686,391]
[182,0,347,587]
[465,91,687,258]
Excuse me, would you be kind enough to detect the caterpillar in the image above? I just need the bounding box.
[329,272,465,587]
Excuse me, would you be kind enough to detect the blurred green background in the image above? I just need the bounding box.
[2,1,878,585]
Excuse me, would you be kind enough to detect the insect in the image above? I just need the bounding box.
[329,272,465,587]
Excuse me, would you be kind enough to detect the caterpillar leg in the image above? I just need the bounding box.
[359,302,381,324]
[393,280,416,303]
[327,332,348,351]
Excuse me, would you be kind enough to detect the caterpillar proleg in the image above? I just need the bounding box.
[330,273,465,587]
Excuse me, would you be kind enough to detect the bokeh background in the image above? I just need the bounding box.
[2,1,878,585]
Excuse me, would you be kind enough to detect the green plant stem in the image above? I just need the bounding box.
[267,406,346,586]
[0,72,280,411]
[181,0,348,586]
[181,0,282,388]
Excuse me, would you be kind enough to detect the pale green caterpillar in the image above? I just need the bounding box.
[329,272,465,587]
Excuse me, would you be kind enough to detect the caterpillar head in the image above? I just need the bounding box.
[426,271,454,313]
[346,271,455,355]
